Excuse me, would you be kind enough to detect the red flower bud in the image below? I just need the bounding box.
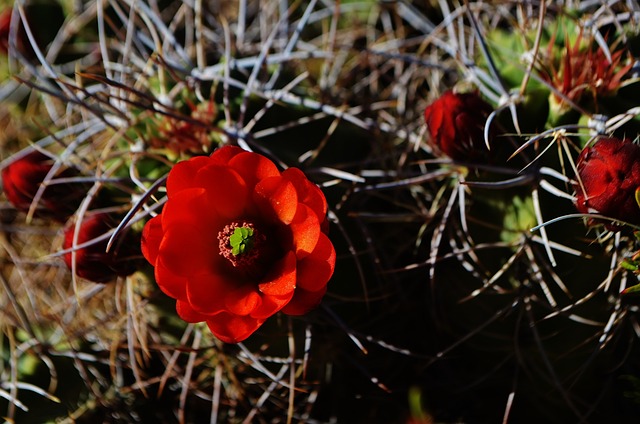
[1,151,85,222]
[63,212,141,283]
[574,137,640,229]
[0,5,65,58]
[423,90,494,162]
[148,100,218,153]
[0,8,29,56]
[0,9,11,54]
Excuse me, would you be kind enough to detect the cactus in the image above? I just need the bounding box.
[1,0,640,422]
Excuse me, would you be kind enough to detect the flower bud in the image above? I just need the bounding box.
[0,9,12,54]
[574,137,640,230]
[1,151,86,222]
[540,31,632,116]
[0,4,65,58]
[0,8,24,55]
[63,212,141,283]
[424,90,494,163]
[147,100,218,154]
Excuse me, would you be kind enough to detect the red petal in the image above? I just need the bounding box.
[224,285,261,316]
[425,92,453,143]
[424,100,442,134]
[157,188,224,276]
[1,151,51,210]
[574,137,640,227]
[289,203,320,258]
[158,224,218,277]
[250,291,294,319]
[281,286,328,316]
[228,151,280,189]
[424,90,492,162]
[166,156,210,195]
[206,312,265,343]
[161,187,214,229]
[258,251,297,296]
[209,145,245,164]
[254,176,298,224]
[155,259,188,300]
[282,167,328,221]
[141,215,162,265]
[194,165,249,218]
[296,233,335,292]
[176,300,209,323]
[185,272,232,315]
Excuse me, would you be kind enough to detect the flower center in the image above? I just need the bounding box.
[230,226,255,256]
[217,221,266,269]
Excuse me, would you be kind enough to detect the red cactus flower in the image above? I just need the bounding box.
[423,90,494,162]
[141,145,336,343]
[63,212,140,283]
[574,137,640,229]
[1,151,85,221]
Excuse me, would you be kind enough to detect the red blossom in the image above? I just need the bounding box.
[63,212,141,283]
[141,146,336,343]
[574,137,640,229]
[1,151,85,221]
[423,90,494,162]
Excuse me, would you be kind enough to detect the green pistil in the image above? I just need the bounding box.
[218,221,266,270]
[229,226,254,256]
